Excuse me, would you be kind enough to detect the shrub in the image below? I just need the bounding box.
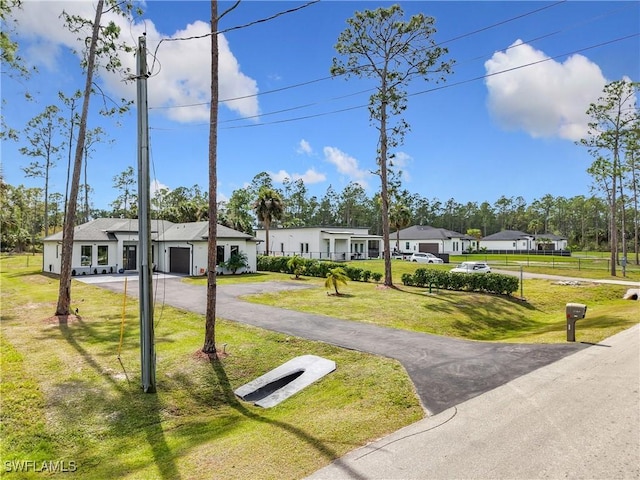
[223,252,249,274]
[361,270,372,282]
[371,272,382,282]
[344,267,363,282]
[402,270,519,296]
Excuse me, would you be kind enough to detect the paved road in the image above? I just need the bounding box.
[308,323,640,479]
[96,276,585,415]
[493,268,640,287]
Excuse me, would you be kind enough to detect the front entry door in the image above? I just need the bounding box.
[123,245,137,270]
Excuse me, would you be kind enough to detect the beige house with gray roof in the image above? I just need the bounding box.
[43,218,258,277]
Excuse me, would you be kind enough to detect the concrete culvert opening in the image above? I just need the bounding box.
[234,355,336,408]
[242,370,305,403]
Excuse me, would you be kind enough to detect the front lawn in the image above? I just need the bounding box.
[242,272,638,344]
[0,255,423,479]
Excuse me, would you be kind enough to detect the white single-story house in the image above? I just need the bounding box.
[393,225,477,255]
[481,230,568,251]
[255,226,382,261]
[43,218,258,276]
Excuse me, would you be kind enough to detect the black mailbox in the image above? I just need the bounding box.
[566,303,587,342]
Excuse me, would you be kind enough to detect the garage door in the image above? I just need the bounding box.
[418,243,439,254]
[169,247,190,274]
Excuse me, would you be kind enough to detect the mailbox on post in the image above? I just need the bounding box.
[566,303,587,342]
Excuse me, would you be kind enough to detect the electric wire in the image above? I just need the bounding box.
[149,0,571,109]
[144,3,638,132]
[154,32,636,131]
[148,0,320,77]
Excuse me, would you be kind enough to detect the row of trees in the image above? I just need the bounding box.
[3,167,636,259]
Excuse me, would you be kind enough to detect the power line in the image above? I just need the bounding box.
[148,0,320,76]
[216,33,639,130]
[149,0,570,110]
[147,0,637,127]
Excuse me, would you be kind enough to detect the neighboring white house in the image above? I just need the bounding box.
[481,230,568,252]
[255,226,382,260]
[43,218,258,277]
[393,225,476,255]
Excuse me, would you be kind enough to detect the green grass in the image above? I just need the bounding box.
[0,255,423,479]
[240,271,638,344]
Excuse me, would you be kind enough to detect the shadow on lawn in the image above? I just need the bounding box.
[207,357,367,480]
[56,318,180,480]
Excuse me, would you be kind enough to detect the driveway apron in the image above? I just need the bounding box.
[97,278,586,415]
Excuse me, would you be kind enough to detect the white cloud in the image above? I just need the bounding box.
[323,146,370,188]
[11,3,259,123]
[391,151,412,182]
[484,40,607,141]
[296,139,313,155]
[268,168,326,184]
[151,179,170,196]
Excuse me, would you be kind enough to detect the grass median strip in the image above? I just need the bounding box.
[240,272,637,343]
[1,255,423,479]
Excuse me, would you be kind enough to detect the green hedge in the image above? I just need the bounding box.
[257,255,381,283]
[402,268,518,296]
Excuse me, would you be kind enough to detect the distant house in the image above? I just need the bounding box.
[481,230,568,252]
[43,218,258,276]
[255,226,382,261]
[394,225,476,255]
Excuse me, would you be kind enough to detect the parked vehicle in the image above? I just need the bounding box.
[410,252,444,264]
[450,261,491,273]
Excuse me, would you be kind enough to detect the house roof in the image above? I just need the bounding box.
[396,225,474,241]
[481,230,567,241]
[44,218,255,242]
[481,230,532,241]
[43,218,172,242]
[158,222,255,241]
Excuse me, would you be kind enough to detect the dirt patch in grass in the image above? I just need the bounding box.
[43,314,81,325]
[191,349,230,361]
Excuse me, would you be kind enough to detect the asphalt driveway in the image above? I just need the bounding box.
[95,277,586,415]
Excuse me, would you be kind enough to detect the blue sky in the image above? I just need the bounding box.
[2,1,639,211]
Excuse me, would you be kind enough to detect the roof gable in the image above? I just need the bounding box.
[44,218,254,243]
[396,225,473,241]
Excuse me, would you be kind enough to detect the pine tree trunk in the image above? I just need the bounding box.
[55,0,103,316]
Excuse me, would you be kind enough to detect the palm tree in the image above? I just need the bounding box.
[325,267,349,295]
[254,187,284,255]
[287,255,305,279]
[390,203,412,253]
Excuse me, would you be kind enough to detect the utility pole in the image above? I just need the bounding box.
[137,34,156,393]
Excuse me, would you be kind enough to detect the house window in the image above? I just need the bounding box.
[97,245,108,265]
[81,245,92,266]
[280,243,284,253]
[216,245,225,265]
[300,243,309,253]
[405,242,410,250]
[513,242,516,248]
[230,245,239,257]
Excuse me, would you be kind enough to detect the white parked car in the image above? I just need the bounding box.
[409,252,444,264]
[450,261,491,273]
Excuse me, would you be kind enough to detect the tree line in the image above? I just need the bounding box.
[2,167,637,260]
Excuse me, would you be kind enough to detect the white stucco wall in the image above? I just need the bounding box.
[397,238,476,254]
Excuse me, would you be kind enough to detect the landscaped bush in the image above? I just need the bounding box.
[257,255,383,284]
[402,268,519,296]
[344,266,363,282]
